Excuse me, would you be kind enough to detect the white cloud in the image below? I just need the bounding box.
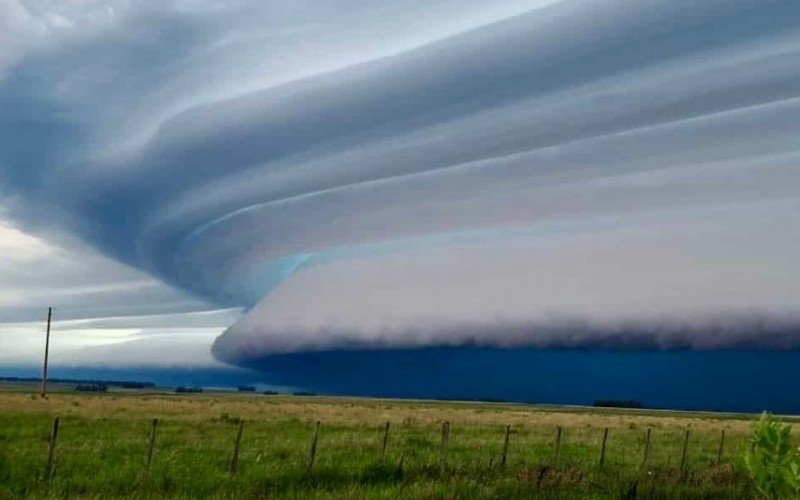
[0,216,52,260]
[0,309,241,368]
[0,211,214,321]
[0,208,234,366]
[214,202,800,358]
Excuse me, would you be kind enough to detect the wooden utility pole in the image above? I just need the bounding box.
[40,307,52,398]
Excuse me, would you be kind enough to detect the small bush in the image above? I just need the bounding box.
[742,412,800,499]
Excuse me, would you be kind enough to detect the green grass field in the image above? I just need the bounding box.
[0,388,794,499]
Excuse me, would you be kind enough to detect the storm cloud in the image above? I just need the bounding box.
[1,0,800,365]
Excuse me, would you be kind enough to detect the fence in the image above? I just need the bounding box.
[36,415,735,482]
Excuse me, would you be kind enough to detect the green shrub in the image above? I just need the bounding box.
[743,412,800,499]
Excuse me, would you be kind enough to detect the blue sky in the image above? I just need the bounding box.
[1,0,799,372]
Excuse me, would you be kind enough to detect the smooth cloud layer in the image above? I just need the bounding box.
[0,209,233,368]
[1,0,799,366]
[0,309,240,368]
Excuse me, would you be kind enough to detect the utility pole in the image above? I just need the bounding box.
[41,307,52,398]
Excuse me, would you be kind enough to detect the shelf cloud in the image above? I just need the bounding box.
[1,0,799,366]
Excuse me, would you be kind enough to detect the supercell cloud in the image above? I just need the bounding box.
[1,0,800,366]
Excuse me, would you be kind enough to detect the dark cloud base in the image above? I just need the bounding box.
[239,347,800,414]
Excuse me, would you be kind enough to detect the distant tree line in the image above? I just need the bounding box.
[75,384,108,392]
[1,376,154,389]
[175,386,203,393]
[592,400,643,409]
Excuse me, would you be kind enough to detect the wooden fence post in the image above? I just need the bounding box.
[642,428,652,469]
[599,427,609,468]
[380,421,390,462]
[229,420,244,476]
[44,416,59,481]
[501,424,511,468]
[145,418,158,475]
[716,430,725,465]
[680,429,690,470]
[552,427,562,467]
[439,421,451,471]
[306,421,320,479]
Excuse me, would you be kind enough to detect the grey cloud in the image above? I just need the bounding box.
[0,0,799,364]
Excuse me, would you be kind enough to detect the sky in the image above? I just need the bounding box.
[1,0,799,376]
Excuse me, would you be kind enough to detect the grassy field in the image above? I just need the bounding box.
[0,388,794,499]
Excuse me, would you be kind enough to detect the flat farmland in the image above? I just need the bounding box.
[0,389,793,499]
